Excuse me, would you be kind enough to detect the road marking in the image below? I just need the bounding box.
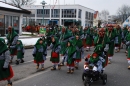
[13,69,50,84]
[11,56,51,67]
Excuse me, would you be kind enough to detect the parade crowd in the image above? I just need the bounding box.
[0,24,130,86]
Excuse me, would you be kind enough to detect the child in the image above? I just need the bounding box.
[84,45,105,73]
[10,40,25,65]
[72,35,84,69]
[64,41,76,74]
[0,38,14,86]
[32,38,47,70]
[50,36,61,70]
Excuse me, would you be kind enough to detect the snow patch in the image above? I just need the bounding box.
[0,2,21,10]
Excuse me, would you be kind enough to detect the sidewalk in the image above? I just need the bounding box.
[1,36,40,49]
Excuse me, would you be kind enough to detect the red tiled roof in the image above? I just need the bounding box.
[94,11,98,19]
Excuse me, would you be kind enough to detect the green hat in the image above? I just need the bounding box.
[16,40,23,48]
[35,38,46,49]
[0,38,5,43]
[0,38,8,55]
[94,44,103,53]
[7,28,18,43]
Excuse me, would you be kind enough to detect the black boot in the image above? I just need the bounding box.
[67,68,71,73]
[7,82,12,86]
[36,64,39,69]
[71,69,74,74]
[20,59,24,63]
[7,80,12,86]
[51,66,56,70]
[15,60,19,65]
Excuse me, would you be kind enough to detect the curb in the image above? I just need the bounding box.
[24,45,34,49]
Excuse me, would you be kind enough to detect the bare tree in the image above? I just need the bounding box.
[99,10,109,23]
[117,4,130,15]
[3,0,35,8]
[117,4,130,23]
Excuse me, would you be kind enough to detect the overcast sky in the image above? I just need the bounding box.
[35,0,130,15]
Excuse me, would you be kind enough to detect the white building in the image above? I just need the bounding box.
[22,4,95,27]
[0,1,31,36]
[122,16,130,27]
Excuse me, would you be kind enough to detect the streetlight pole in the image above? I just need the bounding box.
[42,6,44,25]
[41,0,47,26]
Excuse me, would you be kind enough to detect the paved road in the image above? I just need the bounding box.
[11,49,52,66]
[13,49,130,86]
[1,48,130,86]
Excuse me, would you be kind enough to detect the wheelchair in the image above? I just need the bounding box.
[82,65,107,86]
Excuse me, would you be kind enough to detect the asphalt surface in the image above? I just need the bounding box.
[1,48,130,86]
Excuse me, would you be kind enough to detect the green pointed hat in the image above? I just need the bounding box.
[0,38,8,54]
[94,44,103,53]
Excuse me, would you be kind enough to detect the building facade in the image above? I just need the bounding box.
[0,1,31,36]
[122,16,130,27]
[22,4,95,27]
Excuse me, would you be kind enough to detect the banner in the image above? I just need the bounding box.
[39,26,46,36]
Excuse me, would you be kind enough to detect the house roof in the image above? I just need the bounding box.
[94,11,98,19]
[0,1,31,14]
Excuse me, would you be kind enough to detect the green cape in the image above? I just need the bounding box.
[67,40,77,57]
[72,37,82,48]
[89,54,99,63]
[94,44,103,54]
[16,40,23,49]
[7,28,18,43]
[0,38,8,55]
[34,38,46,50]
[52,37,60,51]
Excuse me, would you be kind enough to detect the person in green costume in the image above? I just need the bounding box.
[45,28,54,46]
[94,28,110,67]
[0,38,5,43]
[32,38,47,70]
[0,38,14,86]
[84,44,105,73]
[10,40,25,65]
[75,27,84,40]
[125,27,130,69]
[84,27,93,51]
[50,36,61,70]
[59,26,72,66]
[69,27,76,40]
[106,25,118,64]
[7,26,18,63]
[83,27,88,48]
[122,26,128,49]
[114,25,122,52]
[123,26,128,39]
[72,35,84,69]
[53,25,59,37]
[63,41,77,74]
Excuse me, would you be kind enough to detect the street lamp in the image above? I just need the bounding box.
[41,0,47,26]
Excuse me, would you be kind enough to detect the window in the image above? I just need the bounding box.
[62,9,76,18]
[51,9,60,18]
[13,16,19,30]
[86,11,88,19]
[88,12,91,20]
[37,9,50,17]
[91,13,94,20]
[78,9,82,18]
